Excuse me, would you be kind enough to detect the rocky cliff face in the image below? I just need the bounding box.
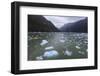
[28,15,59,32]
[60,18,88,33]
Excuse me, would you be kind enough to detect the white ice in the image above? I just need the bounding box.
[60,39,65,43]
[78,51,85,55]
[43,50,59,58]
[64,50,72,56]
[36,56,43,60]
[45,46,54,50]
[40,40,48,46]
[75,46,80,49]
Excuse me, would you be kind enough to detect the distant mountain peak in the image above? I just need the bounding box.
[60,18,88,33]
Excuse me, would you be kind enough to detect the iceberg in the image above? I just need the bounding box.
[75,46,80,49]
[36,56,43,60]
[45,46,54,50]
[60,39,65,43]
[78,51,85,55]
[40,40,48,46]
[64,50,72,56]
[43,50,59,58]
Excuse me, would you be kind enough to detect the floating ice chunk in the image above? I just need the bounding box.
[45,46,54,50]
[36,56,43,60]
[75,46,80,49]
[43,50,59,58]
[60,39,65,43]
[40,40,48,46]
[64,50,72,56]
[78,51,85,55]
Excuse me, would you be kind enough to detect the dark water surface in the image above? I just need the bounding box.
[28,32,88,61]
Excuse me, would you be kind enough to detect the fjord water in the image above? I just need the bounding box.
[28,32,88,61]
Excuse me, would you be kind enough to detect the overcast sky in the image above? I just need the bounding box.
[44,16,86,28]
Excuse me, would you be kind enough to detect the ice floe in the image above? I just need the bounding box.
[40,40,48,46]
[75,46,80,49]
[36,56,43,60]
[45,46,54,50]
[64,50,72,56]
[78,51,85,55]
[43,50,59,58]
[60,39,65,43]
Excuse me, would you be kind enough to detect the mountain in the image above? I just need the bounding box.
[28,15,59,32]
[60,18,88,33]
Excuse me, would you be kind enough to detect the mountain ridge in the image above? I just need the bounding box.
[28,15,60,32]
[60,18,88,33]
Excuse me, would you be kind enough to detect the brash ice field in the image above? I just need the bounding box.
[28,15,88,61]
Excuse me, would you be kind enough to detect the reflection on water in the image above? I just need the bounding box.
[28,32,88,61]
